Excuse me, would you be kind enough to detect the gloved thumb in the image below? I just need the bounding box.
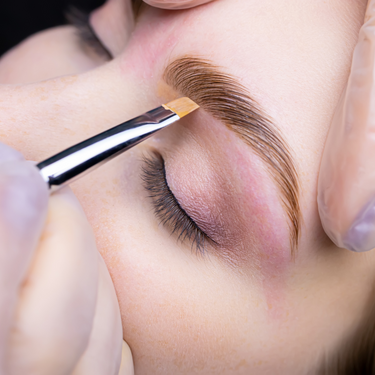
[318,0,375,252]
[0,143,48,370]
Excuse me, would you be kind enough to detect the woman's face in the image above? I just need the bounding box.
[0,0,372,373]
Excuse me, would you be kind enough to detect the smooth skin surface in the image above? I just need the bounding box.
[0,0,372,373]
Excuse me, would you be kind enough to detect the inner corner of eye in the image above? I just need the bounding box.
[140,152,212,255]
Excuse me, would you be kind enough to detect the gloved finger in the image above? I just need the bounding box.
[0,146,48,372]
[318,0,375,252]
[118,341,135,375]
[0,143,24,164]
[7,188,99,375]
[142,0,214,10]
[72,255,125,375]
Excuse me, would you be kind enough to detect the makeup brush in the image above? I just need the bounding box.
[37,97,199,192]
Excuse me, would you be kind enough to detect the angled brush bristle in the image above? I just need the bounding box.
[163,97,199,118]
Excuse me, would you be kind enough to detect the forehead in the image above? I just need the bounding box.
[125,0,364,168]
[126,0,364,121]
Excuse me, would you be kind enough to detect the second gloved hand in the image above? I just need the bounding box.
[318,0,375,252]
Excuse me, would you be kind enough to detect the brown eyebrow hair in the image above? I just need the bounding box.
[164,57,302,255]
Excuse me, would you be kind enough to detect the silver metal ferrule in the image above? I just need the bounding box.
[37,106,179,192]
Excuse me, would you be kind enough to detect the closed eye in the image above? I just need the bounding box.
[142,153,215,256]
[65,7,113,61]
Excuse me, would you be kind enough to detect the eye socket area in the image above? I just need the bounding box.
[140,118,250,265]
[145,107,295,271]
[141,152,215,256]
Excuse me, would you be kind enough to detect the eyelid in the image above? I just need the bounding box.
[65,7,113,61]
[141,153,216,256]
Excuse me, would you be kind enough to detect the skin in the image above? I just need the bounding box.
[0,0,373,373]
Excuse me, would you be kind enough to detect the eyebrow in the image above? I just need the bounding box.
[164,57,301,255]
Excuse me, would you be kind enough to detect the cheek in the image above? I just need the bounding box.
[111,243,256,374]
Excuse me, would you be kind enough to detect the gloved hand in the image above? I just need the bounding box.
[142,0,215,10]
[318,0,375,252]
[0,142,132,375]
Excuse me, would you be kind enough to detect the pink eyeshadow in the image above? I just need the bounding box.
[166,119,293,319]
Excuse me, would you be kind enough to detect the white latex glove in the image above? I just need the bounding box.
[318,0,375,252]
[142,0,215,10]
[0,142,133,374]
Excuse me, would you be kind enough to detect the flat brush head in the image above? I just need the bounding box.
[163,97,199,118]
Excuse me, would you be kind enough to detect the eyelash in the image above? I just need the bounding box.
[65,7,113,61]
[142,154,210,255]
